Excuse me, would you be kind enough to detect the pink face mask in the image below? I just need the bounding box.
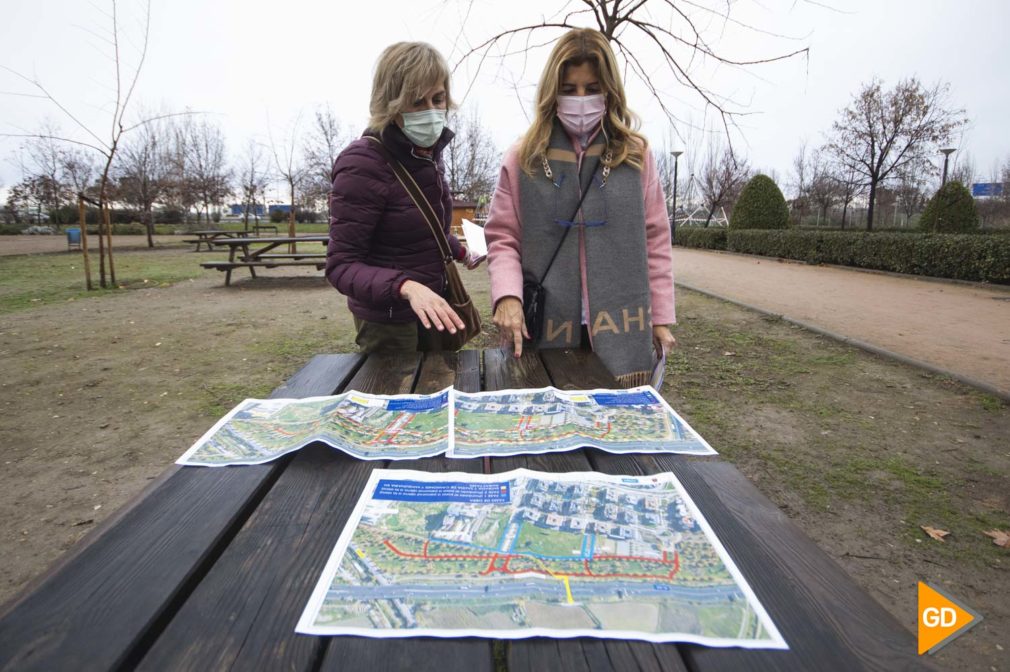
[556,94,606,137]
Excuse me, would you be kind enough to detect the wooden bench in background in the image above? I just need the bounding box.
[199,235,329,285]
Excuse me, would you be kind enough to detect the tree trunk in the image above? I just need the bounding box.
[78,196,93,291]
[145,203,155,248]
[865,179,877,231]
[289,179,297,253]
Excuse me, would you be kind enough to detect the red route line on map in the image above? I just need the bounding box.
[381,539,680,581]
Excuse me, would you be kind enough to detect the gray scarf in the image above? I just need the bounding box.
[519,121,653,387]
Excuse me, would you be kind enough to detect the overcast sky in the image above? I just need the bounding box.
[2,0,1008,201]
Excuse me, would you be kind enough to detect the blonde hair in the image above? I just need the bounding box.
[518,28,647,176]
[367,42,455,132]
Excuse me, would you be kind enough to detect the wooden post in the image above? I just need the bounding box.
[78,196,93,291]
[103,202,116,285]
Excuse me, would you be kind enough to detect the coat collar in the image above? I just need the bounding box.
[368,123,455,166]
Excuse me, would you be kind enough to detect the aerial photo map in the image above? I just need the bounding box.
[450,386,715,458]
[297,468,786,648]
[176,389,451,465]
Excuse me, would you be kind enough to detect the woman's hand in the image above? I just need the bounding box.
[400,280,465,333]
[493,296,528,358]
[461,251,486,270]
[652,325,676,357]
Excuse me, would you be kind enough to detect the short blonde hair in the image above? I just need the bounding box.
[518,28,647,175]
[367,42,455,132]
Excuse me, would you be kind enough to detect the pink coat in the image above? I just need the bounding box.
[484,137,677,326]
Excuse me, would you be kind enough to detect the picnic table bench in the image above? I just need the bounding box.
[183,229,242,252]
[200,235,329,285]
[0,348,927,671]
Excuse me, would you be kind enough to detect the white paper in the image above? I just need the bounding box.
[461,218,487,257]
[449,385,715,458]
[176,388,452,465]
[296,468,787,650]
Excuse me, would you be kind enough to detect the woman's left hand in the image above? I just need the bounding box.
[460,250,486,270]
[652,325,676,357]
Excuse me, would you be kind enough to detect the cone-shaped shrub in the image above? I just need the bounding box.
[729,174,789,229]
[919,181,980,232]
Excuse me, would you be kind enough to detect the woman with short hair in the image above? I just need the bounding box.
[326,41,483,353]
[484,28,677,387]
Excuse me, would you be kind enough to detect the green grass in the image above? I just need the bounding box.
[0,249,201,315]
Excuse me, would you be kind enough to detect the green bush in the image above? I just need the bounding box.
[269,208,287,224]
[725,230,1010,283]
[729,174,789,230]
[919,181,980,232]
[674,227,727,250]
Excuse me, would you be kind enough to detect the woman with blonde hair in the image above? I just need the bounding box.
[326,41,484,353]
[484,28,676,387]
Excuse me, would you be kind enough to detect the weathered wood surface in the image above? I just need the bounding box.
[319,351,493,672]
[485,348,691,672]
[0,349,924,672]
[0,354,362,672]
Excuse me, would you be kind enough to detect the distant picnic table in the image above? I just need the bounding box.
[185,225,281,251]
[184,230,241,252]
[0,349,927,671]
[200,235,329,285]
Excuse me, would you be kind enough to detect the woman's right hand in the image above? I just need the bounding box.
[493,296,528,358]
[400,280,465,333]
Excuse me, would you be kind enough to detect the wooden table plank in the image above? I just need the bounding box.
[585,443,925,670]
[0,354,362,672]
[135,353,394,670]
[484,349,691,672]
[319,350,494,672]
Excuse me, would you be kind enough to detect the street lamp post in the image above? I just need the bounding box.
[670,150,683,242]
[940,148,956,186]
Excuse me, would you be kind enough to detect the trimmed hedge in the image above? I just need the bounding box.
[674,227,727,250]
[729,174,789,230]
[722,230,1010,284]
[919,181,980,232]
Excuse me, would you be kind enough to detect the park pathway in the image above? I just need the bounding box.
[673,248,1010,398]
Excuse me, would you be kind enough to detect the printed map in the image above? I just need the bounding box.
[297,469,786,648]
[451,386,714,458]
[176,389,450,465]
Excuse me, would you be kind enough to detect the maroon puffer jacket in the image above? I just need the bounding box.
[325,123,463,323]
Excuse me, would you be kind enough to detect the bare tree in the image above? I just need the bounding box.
[825,77,966,230]
[790,141,810,223]
[237,140,270,231]
[60,146,97,202]
[302,106,347,217]
[268,113,309,246]
[1,0,155,289]
[948,150,976,189]
[186,118,231,225]
[698,143,749,226]
[894,167,928,221]
[445,105,500,204]
[806,150,840,225]
[19,121,67,212]
[453,0,810,141]
[114,115,169,246]
[163,118,197,223]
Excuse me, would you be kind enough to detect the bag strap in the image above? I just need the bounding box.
[537,154,602,284]
[365,136,454,263]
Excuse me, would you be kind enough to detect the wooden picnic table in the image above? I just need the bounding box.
[200,235,329,285]
[184,229,242,252]
[0,349,927,671]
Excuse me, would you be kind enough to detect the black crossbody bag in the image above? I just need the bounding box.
[523,156,602,342]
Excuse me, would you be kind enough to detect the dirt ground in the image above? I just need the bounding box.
[1,237,1007,669]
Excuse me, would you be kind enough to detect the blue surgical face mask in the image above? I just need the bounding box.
[401,109,446,148]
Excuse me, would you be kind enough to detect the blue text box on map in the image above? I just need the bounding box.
[373,479,511,503]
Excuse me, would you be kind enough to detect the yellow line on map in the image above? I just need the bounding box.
[561,575,574,604]
[355,549,365,558]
